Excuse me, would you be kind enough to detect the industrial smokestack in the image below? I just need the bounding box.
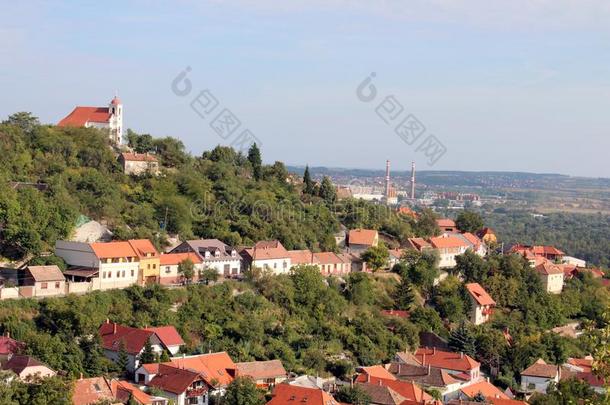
[410,161,416,199]
[385,160,391,200]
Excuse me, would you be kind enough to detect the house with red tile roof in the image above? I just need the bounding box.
[510,244,564,262]
[355,367,437,404]
[314,252,352,275]
[348,229,379,253]
[458,380,508,401]
[143,363,210,405]
[0,332,25,364]
[55,240,140,290]
[287,249,316,268]
[128,239,161,286]
[119,152,160,176]
[236,359,288,389]
[534,261,564,294]
[242,241,291,274]
[465,283,495,325]
[411,348,482,382]
[164,352,236,388]
[58,96,123,145]
[267,383,340,405]
[112,380,168,405]
[429,235,472,268]
[99,321,184,372]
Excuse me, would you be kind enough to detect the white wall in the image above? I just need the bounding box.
[253,258,291,274]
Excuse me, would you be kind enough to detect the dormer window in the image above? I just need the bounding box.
[214,250,220,258]
[231,250,237,258]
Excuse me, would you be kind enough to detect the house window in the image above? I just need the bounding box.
[108,272,112,279]
[283,261,287,269]
[153,264,156,269]
[131,270,134,277]
[273,263,277,269]
[122,270,125,277]
[147,264,151,270]
[188,398,199,405]
[165,266,171,274]
[102,272,106,279]
[55,282,60,289]
[116,271,120,278]
[41,282,48,289]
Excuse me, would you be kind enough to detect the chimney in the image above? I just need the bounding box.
[432,347,436,354]
[80,372,83,380]
[113,323,117,334]
[5,331,9,339]
[460,352,464,359]
[410,161,416,199]
[422,353,426,364]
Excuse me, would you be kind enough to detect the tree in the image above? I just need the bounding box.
[303,165,315,195]
[318,176,337,204]
[178,258,195,284]
[456,211,484,233]
[223,377,265,405]
[454,250,490,282]
[361,245,389,272]
[394,277,415,310]
[139,337,156,365]
[2,112,39,134]
[448,321,476,358]
[335,385,371,404]
[199,267,219,285]
[117,340,129,378]
[247,143,262,181]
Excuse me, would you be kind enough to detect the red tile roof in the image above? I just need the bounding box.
[535,262,564,276]
[90,241,137,259]
[0,335,24,356]
[144,326,184,348]
[148,363,205,395]
[355,373,432,403]
[465,283,496,306]
[414,348,480,373]
[168,352,236,387]
[2,355,51,375]
[112,380,153,404]
[436,219,456,228]
[99,322,155,355]
[566,357,593,373]
[267,384,339,405]
[408,238,432,251]
[72,376,114,405]
[313,252,344,265]
[287,250,315,265]
[348,229,378,246]
[461,233,482,249]
[58,107,111,127]
[128,239,159,258]
[355,365,397,382]
[235,360,287,380]
[121,152,158,162]
[159,252,202,265]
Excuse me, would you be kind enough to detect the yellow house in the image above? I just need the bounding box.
[477,227,497,245]
[128,239,160,285]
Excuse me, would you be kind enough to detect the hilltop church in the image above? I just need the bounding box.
[58,96,123,146]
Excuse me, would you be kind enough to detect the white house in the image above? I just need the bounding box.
[534,261,564,294]
[158,253,203,285]
[465,282,495,325]
[429,235,471,268]
[170,239,242,278]
[58,96,123,145]
[242,241,291,274]
[55,240,140,290]
[119,152,159,176]
[520,359,560,394]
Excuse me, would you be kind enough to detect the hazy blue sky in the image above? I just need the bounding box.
[1,1,609,177]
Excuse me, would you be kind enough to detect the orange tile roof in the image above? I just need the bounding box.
[348,229,378,246]
[355,374,432,403]
[159,252,202,265]
[58,106,111,126]
[462,232,482,248]
[408,238,432,250]
[436,218,456,228]
[414,348,480,373]
[465,283,496,306]
[429,235,470,249]
[169,352,235,387]
[144,326,184,347]
[128,239,159,258]
[459,380,508,399]
[90,241,137,259]
[313,252,344,265]
[267,384,339,405]
[535,262,564,276]
[246,240,289,260]
[72,377,114,405]
[121,152,158,162]
[355,365,397,382]
[112,380,153,404]
[235,360,287,380]
[521,359,558,378]
[488,399,528,405]
[287,249,315,265]
[567,357,593,373]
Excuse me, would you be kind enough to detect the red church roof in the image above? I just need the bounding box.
[58,106,111,127]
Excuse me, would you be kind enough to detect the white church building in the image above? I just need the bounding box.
[58,96,123,145]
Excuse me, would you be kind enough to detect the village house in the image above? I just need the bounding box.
[242,241,291,274]
[534,261,564,294]
[21,265,66,298]
[128,239,161,286]
[389,356,462,401]
[1,355,55,380]
[429,235,471,268]
[476,228,497,245]
[170,239,242,278]
[520,359,560,394]
[314,252,351,276]
[355,365,438,404]
[267,384,340,405]
[399,348,482,383]
[458,380,509,401]
[465,283,495,325]
[112,380,169,405]
[72,376,115,405]
[99,321,184,372]
[119,152,160,176]
[159,252,203,285]
[510,244,565,262]
[58,96,123,145]
[287,249,317,269]
[235,360,288,389]
[140,363,210,405]
[55,240,140,290]
[347,229,379,253]
[437,218,457,233]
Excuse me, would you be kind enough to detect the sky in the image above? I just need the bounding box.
[1,1,609,177]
